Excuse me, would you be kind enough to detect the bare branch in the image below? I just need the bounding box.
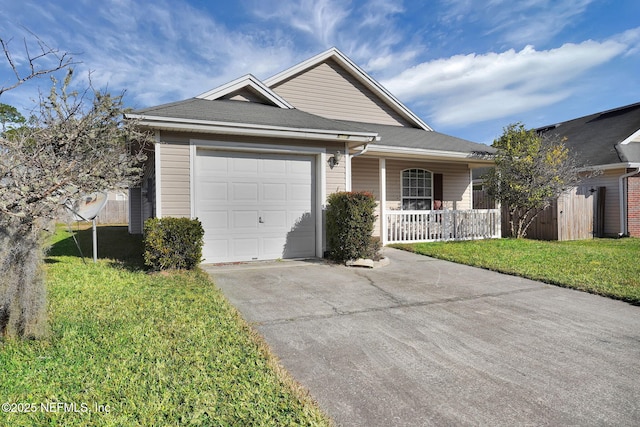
[0,30,78,98]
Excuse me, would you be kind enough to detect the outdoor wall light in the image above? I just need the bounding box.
[329,151,343,168]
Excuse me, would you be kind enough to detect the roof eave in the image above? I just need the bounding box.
[363,144,495,164]
[126,114,378,143]
[577,162,640,172]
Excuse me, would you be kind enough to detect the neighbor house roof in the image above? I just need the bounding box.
[537,102,640,168]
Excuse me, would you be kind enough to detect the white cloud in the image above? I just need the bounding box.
[381,35,632,126]
[440,0,596,46]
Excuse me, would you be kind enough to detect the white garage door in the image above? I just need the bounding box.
[195,149,316,263]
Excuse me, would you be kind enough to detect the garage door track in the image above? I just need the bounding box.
[205,248,640,426]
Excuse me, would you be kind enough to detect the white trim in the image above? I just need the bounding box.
[154,135,162,218]
[379,158,387,245]
[264,47,433,132]
[127,114,377,143]
[191,139,326,155]
[345,144,352,191]
[620,167,640,236]
[196,74,294,109]
[365,144,495,162]
[620,128,640,145]
[318,152,327,257]
[189,144,196,219]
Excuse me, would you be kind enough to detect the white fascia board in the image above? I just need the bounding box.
[264,47,433,132]
[196,74,293,109]
[620,128,640,145]
[128,114,378,143]
[577,162,640,172]
[365,144,495,163]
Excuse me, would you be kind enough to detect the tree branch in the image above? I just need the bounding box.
[0,31,78,98]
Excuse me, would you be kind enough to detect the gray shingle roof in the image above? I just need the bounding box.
[133,98,372,133]
[338,120,495,154]
[537,102,640,166]
[133,98,492,155]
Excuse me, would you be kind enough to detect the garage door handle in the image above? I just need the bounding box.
[259,217,264,223]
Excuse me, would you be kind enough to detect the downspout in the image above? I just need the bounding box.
[350,142,371,159]
[619,167,640,237]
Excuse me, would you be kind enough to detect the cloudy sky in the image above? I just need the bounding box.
[0,0,638,143]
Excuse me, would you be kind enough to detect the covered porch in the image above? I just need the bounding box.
[348,146,500,245]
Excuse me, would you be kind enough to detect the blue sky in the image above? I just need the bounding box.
[0,0,638,144]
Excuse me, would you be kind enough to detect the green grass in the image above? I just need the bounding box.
[393,238,640,305]
[0,225,330,426]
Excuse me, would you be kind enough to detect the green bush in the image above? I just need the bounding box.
[326,191,378,263]
[143,217,204,270]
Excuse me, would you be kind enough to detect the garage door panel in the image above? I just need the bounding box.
[262,158,287,174]
[195,149,315,263]
[261,210,288,228]
[290,183,312,201]
[232,182,259,201]
[201,211,228,229]
[233,238,259,257]
[263,183,287,201]
[232,157,259,174]
[232,210,259,228]
[199,181,228,201]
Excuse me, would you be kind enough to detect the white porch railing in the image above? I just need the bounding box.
[385,209,501,244]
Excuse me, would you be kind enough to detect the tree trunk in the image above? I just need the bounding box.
[0,225,48,339]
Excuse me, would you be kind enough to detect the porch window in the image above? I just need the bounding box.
[402,169,432,210]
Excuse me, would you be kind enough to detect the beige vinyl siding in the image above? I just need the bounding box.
[223,88,270,104]
[326,148,347,196]
[580,168,623,235]
[351,157,382,236]
[270,59,413,127]
[351,157,381,198]
[385,160,472,210]
[158,140,191,218]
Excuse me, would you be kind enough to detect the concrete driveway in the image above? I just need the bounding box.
[204,248,640,426]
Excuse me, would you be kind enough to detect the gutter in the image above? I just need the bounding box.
[619,166,640,236]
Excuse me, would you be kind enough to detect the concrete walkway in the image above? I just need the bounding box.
[204,248,640,426]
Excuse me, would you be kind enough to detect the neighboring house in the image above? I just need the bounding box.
[534,102,640,239]
[126,48,497,263]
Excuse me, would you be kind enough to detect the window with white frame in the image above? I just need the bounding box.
[402,168,432,210]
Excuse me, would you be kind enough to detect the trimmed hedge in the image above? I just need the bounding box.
[326,191,378,263]
[143,217,204,270]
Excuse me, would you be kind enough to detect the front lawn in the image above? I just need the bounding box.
[393,238,640,305]
[0,226,330,426]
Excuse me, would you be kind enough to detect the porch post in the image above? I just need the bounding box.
[379,158,387,245]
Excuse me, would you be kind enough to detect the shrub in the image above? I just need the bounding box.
[143,218,204,270]
[326,191,378,263]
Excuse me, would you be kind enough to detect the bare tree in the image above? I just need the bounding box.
[0,68,153,338]
[1,30,76,98]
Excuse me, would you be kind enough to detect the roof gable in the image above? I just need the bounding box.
[264,47,432,131]
[196,74,293,109]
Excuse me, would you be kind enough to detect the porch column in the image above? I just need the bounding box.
[379,158,387,245]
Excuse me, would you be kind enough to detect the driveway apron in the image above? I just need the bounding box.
[204,248,640,426]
